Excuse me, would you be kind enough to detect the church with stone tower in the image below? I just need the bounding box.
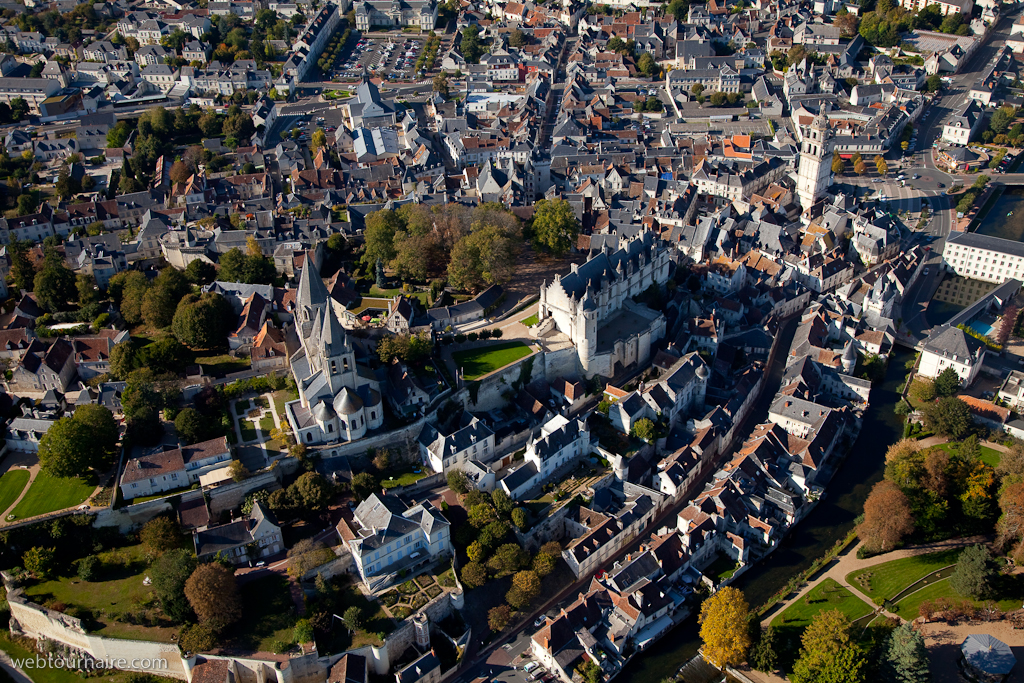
[284,252,384,446]
[796,109,835,218]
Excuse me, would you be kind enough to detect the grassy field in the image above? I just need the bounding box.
[239,419,258,442]
[846,548,962,601]
[931,441,1002,468]
[452,341,533,380]
[772,578,873,633]
[196,353,251,375]
[23,544,179,642]
[520,313,539,327]
[235,399,251,415]
[9,472,94,520]
[0,469,30,515]
[381,467,429,489]
[892,576,1024,618]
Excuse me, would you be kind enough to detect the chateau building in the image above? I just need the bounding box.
[537,231,671,377]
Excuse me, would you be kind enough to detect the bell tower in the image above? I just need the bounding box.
[796,109,835,217]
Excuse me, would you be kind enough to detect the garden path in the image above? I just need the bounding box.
[759,536,986,630]
[0,454,38,524]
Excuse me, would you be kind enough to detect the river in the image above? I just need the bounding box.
[615,346,909,683]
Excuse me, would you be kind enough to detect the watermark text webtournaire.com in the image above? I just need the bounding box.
[11,654,168,670]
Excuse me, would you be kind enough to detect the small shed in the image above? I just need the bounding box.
[961,633,1016,682]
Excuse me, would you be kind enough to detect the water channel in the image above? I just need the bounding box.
[975,186,1024,242]
[615,346,910,683]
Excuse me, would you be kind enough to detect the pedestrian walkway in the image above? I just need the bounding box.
[759,536,985,629]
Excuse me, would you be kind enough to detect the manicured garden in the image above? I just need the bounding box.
[238,418,258,442]
[9,472,94,520]
[452,341,533,380]
[0,468,30,515]
[932,441,1002,468]
[892,576,1023,618]
[846,548,962,601]
[520,313,539,327]
[771,578,873,634]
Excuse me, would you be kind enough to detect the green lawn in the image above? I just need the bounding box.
[369,285,429,305]
[381,467,429,489]
[235,399,251,416]
[239,419,258,442]
[933,442,1002,467]
[196,354,251,375]
[892,576,1024,618]
[846,548,962,601]
[23,544,179,642]
[452,341,533,380]
[772,578,874,633]
[259,414,276,434]
[272,389,296,421]
[703,554,740,583]
[9,472,94,520]
[224,574,300,653]
[0,469,30,515]
[520,313,539,327]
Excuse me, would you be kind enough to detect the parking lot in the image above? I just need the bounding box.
[331,37,424,81]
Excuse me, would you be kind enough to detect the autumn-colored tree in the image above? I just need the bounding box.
[922,448,950,497]
[832,156,845,175]
[488,604,511,631]
[698,586,751,668]
[533,552,557,576]
[184,563,242,632]
[460,561,487,588]
[488,544,529,577]
[998,482,1024,559]
[140,516,182,554]
[884,442,924,490]
[858,480,914,553]
[885,438,920,463]
[170,160,192,186]
[512,570,541,603]
[467,541,487,563]
[790,610,866,683]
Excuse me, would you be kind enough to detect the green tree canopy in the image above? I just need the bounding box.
[933,366,961,397]
[881,623,930,683]
[172,292,232,350]
[531,198,580,257]
[950,544,994,599]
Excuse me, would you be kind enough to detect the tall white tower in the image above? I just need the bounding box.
[796,109,834,217]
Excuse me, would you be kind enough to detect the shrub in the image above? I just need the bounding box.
[76,555,99,581]
[492,329,503,338]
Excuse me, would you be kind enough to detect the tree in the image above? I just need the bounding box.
[509,28,527,47]
[373,449,391,472]
[997,482,1024,557]
[362,209,403,266]
[293,619,314,645]
[750,625,780,673]
[448,225,519,292]
[23,547,55,578]
[179,624,216,654]
[950,544,993,599]
[488,604,511,631]
[184,259,217,285]
[461,25,484,63]
[491,489,513,516]
[925,74,942,92]
[175,407,210,445]
[311,127,327,153]
[858,480,914,553]
[533,551,556,576]
[141,516,182,554]
[881,623,930,683]
[293,472,332,511]
[698,586,751,668]
[467,541,487,563]
[933,366,961,397]
[172,292,232,350]
[576,661,601,683]
[512,569,541,601]
[342,605,362,630]
[460,561,487,588]
[34,261,77,313]
[488,543,529,577]
[38,417,103,478]
[637,52,657,77]
[468,503,497,528]
[55,166,81,200]
[791,610,866,683]
[512,507,527,530]
[170,161,192,186]
[433,72,449,97]
[531,198,580,257]
[691,83,704,95]
[835,12,859,36]
[109,341,135,380]
[990,105,1015,134]
[76,273,98,307]
[9,241,35,291]
[854,157,868,175]
[184,563,242,631]
[630,418,656,442]
[151,549,198,622]
[447,470,470,494]
[922,396,972,439]
[143,267,192,329]
[875,155,888,177]
[352,472,378,501]
[832,156,846,175]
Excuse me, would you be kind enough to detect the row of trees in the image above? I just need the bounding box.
[832,152,888,178]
